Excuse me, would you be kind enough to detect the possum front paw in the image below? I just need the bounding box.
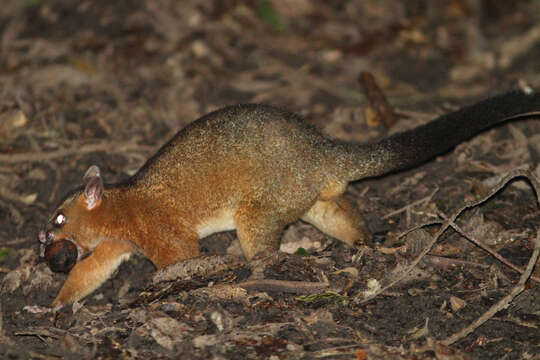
[50,239,135,308]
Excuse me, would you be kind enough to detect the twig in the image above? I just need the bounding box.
[48,163,61,203]
[358,71,397,128]
[15,326,66,342]
[423,255,491,269]
[3,237,30,246]
[442,216,540,283]
[441,228,540,345]
[237,279,329,294]
[394,108,439,122]
[310,344,367,358]
[0,141,155,163]
[383,187,439,219]
[0,197,24,230]
[498,24,540,68]
[358,207,456,304]
[153,254,242,283]
[397,221,443,239]
[357,169,538,305]
[27,351,62,360]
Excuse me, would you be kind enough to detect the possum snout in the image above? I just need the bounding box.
[38,229,54,246]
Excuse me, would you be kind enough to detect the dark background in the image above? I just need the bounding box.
[1,1,539,358]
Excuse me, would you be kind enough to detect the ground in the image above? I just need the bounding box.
[1,1,540,359]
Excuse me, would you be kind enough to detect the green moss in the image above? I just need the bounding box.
[256,0,288,31]
[436,199,448,212]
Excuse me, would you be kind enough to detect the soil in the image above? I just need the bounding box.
[1,1,539,359]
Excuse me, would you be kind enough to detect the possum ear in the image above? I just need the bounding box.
[83,165,103,210]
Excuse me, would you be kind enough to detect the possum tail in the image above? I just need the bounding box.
[339,89,540,181]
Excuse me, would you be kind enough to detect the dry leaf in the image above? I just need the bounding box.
[138,316,193,351]
[333,267,359,279]
[20,193,37,205]
[450,295,467,312]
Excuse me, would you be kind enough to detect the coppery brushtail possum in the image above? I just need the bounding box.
[38,90,540,309]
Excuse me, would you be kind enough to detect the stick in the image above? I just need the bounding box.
[443,217,540,283]
[441,228,540,345]
[383,187,438,219]
[237,279,329,294]
[358,71,397,128]
[357,169,539,305]
[0,141,155,163]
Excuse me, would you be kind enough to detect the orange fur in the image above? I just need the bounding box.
[38,93,540,308]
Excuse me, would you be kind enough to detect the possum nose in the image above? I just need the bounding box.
[38,230,54,245]
[38,230,47,244]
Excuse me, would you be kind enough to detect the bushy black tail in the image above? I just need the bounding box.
[340,90,540,181]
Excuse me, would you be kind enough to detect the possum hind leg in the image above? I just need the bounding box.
[301,197,371,247]
[234,201,290,261]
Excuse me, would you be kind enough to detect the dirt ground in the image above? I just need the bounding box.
[1,0,540,359]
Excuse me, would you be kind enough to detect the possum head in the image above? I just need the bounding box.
[38,165,106,273]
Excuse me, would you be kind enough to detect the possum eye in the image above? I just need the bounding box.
[53,212,67,227]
